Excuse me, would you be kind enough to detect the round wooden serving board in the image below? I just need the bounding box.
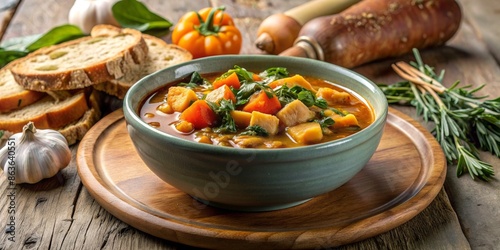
[76,107,446,249]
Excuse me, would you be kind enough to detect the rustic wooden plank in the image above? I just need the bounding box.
[0,0,20,42]
[459,0,500,63]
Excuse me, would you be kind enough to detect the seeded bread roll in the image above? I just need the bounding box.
[9,25,148,91]
[0,64,45,113]
[93,33,193,99]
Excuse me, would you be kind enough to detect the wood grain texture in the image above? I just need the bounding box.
[75,108,449,249]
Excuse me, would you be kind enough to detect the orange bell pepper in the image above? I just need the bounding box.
[171,6,242,59]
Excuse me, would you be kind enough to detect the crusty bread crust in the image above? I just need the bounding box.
[10,25,148,91]
[94,34,193,99]
[0,64,46,112]
[0,91,89,133]
[59,89,102,145]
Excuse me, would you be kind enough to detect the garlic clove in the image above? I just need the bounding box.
[68,0,120,34]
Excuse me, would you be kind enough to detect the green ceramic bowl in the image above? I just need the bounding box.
[123,55,388,212]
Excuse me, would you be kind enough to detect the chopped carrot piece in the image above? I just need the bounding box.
[179,100,218,129]
[230,110,252,128]
[252,73,262,81]
[205,85,236,104]
[213,72,241,89]
[167,86,199,112]
[242,91,282,115]
[268,74,316,92]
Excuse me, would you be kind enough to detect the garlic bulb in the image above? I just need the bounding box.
[0,122,71,184]
[68,0,120,33]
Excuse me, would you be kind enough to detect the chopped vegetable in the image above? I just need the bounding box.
[287,122,323,144]
[316,87,352,105]
[330,113,359,129]
[230,110,252,128]
[208,99,237,133]
[179,100,217,129]
[268,74,317,92]
[171,6,242,58]
[242,91,282,115]
[167,86,199,112]
[213,72,241,90]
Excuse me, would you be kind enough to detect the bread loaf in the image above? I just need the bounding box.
[0,91,88,133]
[93,33,192,99]
[0,64,45,112]
[9,25,148,91]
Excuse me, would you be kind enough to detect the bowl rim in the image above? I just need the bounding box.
[123,55,388,156]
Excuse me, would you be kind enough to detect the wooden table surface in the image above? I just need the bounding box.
[1,0,499,249]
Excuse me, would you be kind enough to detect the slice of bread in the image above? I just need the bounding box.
[0,64,46,112]
[59,89,102,145]
[9,25,148,91]
[93,34,193,99]
[0,91,89,133]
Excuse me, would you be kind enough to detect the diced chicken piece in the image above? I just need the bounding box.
[268,74,316,92]
[287,122,323,145]
[276,99,316,127]
[331,113,359,129]
[167,86,199,112]
[205,85,236,104]
[230,110,252,128]
[316,87,352,105]
[249,111,280,135]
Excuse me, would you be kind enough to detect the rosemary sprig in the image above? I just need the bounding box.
[378,49,499,181]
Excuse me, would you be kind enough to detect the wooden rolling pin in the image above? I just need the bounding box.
[279,0,462,68]
[255,0,360,54]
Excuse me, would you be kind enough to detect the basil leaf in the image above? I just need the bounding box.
[112,0,172,34]
[26,25,85,51]
[0,49,28,68]
[241,125,268,137]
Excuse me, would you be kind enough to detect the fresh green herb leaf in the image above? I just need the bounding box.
[274,84,326,108]
[179,71,209,89]
[26,25,85,51]
[235,82,272,106]
[260,67,289,83]
[317,117,334,128]
[220,65,255,83]
[241,125,269,137]
[0,49,28,68]
[380,48,498,181]
[207,99,237,133]
[112,0,172,35]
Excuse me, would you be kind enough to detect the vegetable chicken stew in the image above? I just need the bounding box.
[140,66,374,148]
